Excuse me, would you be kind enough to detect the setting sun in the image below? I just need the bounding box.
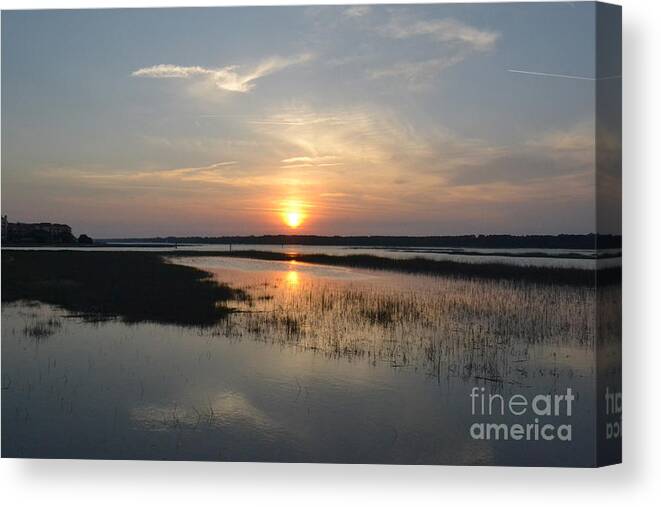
[285,211,303,228]
[280,200,306,229]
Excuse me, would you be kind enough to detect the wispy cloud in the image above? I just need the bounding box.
[280,155,343,168]
[253,104,423,167]
[366,15,499,87]
[369,55,465,86]
[132,65,210,79]
[40,161,246,189]
[445,123,595,187]
[132,53,314,93]
[343,6,371,18]
[379,17,499,52]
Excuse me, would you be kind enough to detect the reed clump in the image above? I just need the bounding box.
[22,316,62,339]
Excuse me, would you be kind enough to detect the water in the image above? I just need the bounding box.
[3,243,622,268]
[2,256,605,465]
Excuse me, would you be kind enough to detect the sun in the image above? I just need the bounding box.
[285,211,303,228]
[280,200,306,229]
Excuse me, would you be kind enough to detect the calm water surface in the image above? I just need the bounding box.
[3,243,622,268]
[2,256,599,464]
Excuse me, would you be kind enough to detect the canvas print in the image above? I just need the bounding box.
[1,2,621,466]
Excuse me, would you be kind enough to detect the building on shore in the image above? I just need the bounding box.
[2,215,77,244]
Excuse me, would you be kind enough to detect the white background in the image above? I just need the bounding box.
[0,0,658,505]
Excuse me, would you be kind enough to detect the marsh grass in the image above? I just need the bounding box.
[2,251,247,326]
[207,266,602,382]
[168,249,619,287]
[1,250,613,384]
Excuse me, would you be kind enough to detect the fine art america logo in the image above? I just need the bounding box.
[604,387,622,440]
[469,387,574,442]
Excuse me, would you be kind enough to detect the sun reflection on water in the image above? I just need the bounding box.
[286,264,300,288]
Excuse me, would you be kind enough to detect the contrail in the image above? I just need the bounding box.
[507,69,621,81]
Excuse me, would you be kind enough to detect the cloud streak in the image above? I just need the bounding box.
[508,69,622,80]
[366,15,499,87]
[343,6,371,18]
[369,55,465,86]
[379,17,499,51]
[132,53,314,93]
[280,155,343,168]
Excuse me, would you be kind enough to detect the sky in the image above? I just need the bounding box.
[1,3,615,238]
